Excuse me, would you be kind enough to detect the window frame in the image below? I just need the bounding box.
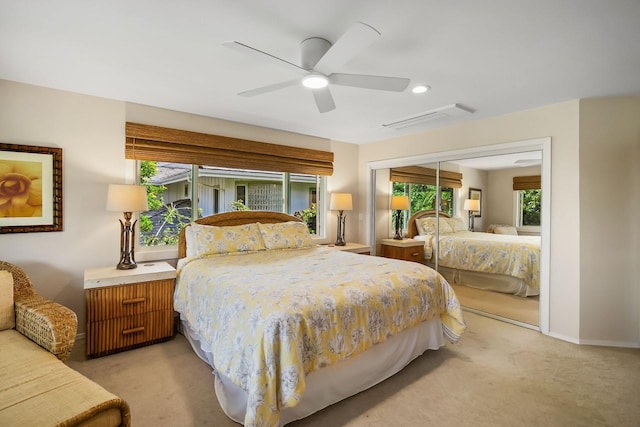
[513,189,541,233]
[134,161,327,261]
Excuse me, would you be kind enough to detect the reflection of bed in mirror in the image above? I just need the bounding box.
[407,210,540,297]
[175,211,466,426]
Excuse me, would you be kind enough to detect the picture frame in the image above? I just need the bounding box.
[468,187,482,218]
[0,143,63,233]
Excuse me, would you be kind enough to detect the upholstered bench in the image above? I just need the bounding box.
[0,261,130,426]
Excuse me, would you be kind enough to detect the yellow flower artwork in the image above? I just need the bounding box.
[0,160,43,218]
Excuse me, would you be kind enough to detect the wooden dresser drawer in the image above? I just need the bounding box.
[86,310,174,357]
[86,279,174,322]
[379,239,424,263]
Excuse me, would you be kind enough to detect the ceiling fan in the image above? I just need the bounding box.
[222,22,411,113]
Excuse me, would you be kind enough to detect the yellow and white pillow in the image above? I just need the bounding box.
[447,217,467,233]
[190,223,266,256]
[0,270,15,330]
[258,221,315,250]
[416,217,453,235]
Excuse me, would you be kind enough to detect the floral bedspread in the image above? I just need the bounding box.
[421,231,540,290]
[175,246,465,427]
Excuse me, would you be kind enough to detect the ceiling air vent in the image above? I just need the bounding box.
[382,104,474,130]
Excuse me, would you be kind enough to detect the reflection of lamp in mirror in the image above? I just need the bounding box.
[464,199,480,232]
[391,195,410,240]
[329,193,352,246]
[107,184,148,270]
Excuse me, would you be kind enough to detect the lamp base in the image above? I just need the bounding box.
[335,211,346,246]
[393,210,404,240]
[117,261,137,270]
[116,215,138,270]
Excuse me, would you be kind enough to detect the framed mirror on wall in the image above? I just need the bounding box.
[368,138,551,333]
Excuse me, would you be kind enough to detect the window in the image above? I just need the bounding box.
[138,162,323,247]
[515,189,541,228]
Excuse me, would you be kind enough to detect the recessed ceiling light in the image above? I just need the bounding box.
[302,74,329,89]
[412,85,430,94]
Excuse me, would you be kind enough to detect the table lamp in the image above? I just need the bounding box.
[464,199,480,231]
[329,193,352,246]
[391,195,410,240]
[107,184,149,269]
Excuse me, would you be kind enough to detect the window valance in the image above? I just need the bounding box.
[390,166,462,188]
[125,122,334,176]
[513,175,541,190]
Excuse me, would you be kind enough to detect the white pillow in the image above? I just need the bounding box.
[190,223,266,255]
[0,270,15,331]
[258,221,315,250]
[494,225,518,235]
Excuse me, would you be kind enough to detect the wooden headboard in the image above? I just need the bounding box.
[178,211,302,258]
[406,210,451,238]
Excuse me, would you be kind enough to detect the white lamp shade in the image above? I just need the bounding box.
[390,195,410,210]
[464,199,480,211]
[107,184,149,212]
[329,193,353,211]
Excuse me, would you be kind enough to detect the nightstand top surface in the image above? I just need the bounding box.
[324,242,370,253]
[380,238,424,248]
[84,261,176,289]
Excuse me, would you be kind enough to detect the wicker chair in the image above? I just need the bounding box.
[0,261,77,362]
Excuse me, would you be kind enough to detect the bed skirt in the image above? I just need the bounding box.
[433,265,539,297]
[180,316,445,426]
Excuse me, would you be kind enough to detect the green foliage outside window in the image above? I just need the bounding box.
[521,189,541,226]
[139,160,192,246]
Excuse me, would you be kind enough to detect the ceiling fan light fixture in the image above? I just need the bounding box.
[412,85,430,94]
[302,74,329,89]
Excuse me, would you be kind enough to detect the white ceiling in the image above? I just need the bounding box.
[1,1,639,144]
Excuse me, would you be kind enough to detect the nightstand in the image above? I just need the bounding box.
[84,262,176,358]
[326,242,371,255]
[379,238,424,263]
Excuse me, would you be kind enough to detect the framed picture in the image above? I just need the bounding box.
[0,143,63,233]
[468,188,482,218]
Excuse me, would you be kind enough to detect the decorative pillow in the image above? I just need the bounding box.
[494,225,518,235]
[486,223,514,233]
[416,217,453,235]
[184,225,196,258]
[258,221,315,250]
[447,217,467,233]
[0,270,15,331]
[190,223,266,255]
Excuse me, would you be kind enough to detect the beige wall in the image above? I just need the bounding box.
[578,97,640,346]
[0,80,360,333]
[359,101,583,342]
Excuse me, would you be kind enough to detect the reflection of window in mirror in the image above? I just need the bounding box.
[392,182,455,217]
[515,189,541,230]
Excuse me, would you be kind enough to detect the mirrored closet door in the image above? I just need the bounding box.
[371,146,545,330]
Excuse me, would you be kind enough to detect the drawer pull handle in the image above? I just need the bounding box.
[122,297,145,305]
[122,326,145,335]
[411,252,419,256]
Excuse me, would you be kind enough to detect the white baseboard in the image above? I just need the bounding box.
[548,331,640,348]
[547,331,580,344]
[578,338,640,348]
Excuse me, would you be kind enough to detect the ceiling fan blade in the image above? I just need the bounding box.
[329,73,410,92]
[222,41,308,75]
[312,87,336,113]
[313,22,380,75]
[238,79,300,97]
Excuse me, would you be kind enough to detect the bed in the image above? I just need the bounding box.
[407,210,540,297]
[174,211,465,426]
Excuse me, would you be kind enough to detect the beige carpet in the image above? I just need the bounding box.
[67,312,640,427]
[450,283,539,327]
